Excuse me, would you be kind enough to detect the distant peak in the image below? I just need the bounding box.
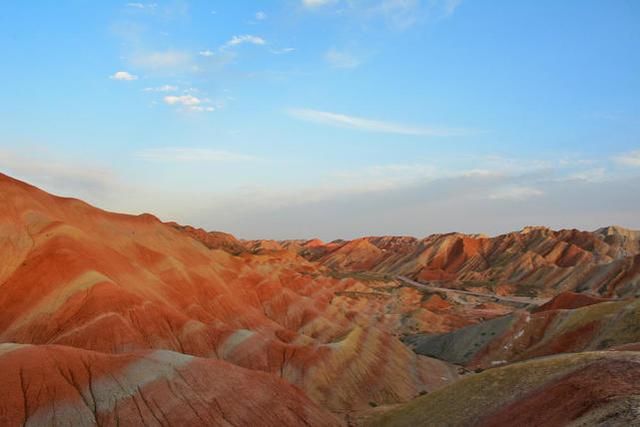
[520,226,551,234]
[304,238,325,247]
[596,225,640,238]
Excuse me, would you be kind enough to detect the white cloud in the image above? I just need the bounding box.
[223,35,266,49]
[613,150,640,167]
[126,2,157,9]
[109,71,138,81]
[302,0,338,7]
[164,95,201,106]
[489,186,544,201]
[288,108,471,136]
[136,148,257,162]
[199,50,215,57]
[255,11,267,20]
[325,49,361,69]
[162,95,220,112]
[143,85,178,92]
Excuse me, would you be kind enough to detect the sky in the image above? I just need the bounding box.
[1,0,639,240]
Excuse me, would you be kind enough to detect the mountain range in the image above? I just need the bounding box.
[1,172,640,426]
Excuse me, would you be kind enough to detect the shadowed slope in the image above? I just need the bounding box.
[405,293,640,370]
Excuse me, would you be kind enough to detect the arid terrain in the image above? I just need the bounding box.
[1,172,640,426]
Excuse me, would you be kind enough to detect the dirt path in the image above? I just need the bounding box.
[396,276,550,306]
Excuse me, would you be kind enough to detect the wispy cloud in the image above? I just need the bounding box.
[223,35,266,49]
[318,0,461,30]
[302,0,338,8]
[136,148,257,162]
[197,49,237,69]
[210,172,640,240]
[130,50,192,71]
[179,152,640,240]
[109,71,138,81]
[143,84,178,92]
[126,2,157,10]
[288,108,471,136]
[562,168,607,183]
[329,164,438,194]
[0,147,120,200]
[489,186,544,201]
[371,0,421,29]
[613,150,640,167]
[255,11,267,20]
[325,49,361,69]
[371,0,462,28]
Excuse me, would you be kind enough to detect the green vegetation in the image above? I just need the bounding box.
[366,352,631,427]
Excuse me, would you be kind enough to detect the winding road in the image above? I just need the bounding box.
[396,276,550,306]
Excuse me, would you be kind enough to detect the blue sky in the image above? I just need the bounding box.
[1,0,639,239]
